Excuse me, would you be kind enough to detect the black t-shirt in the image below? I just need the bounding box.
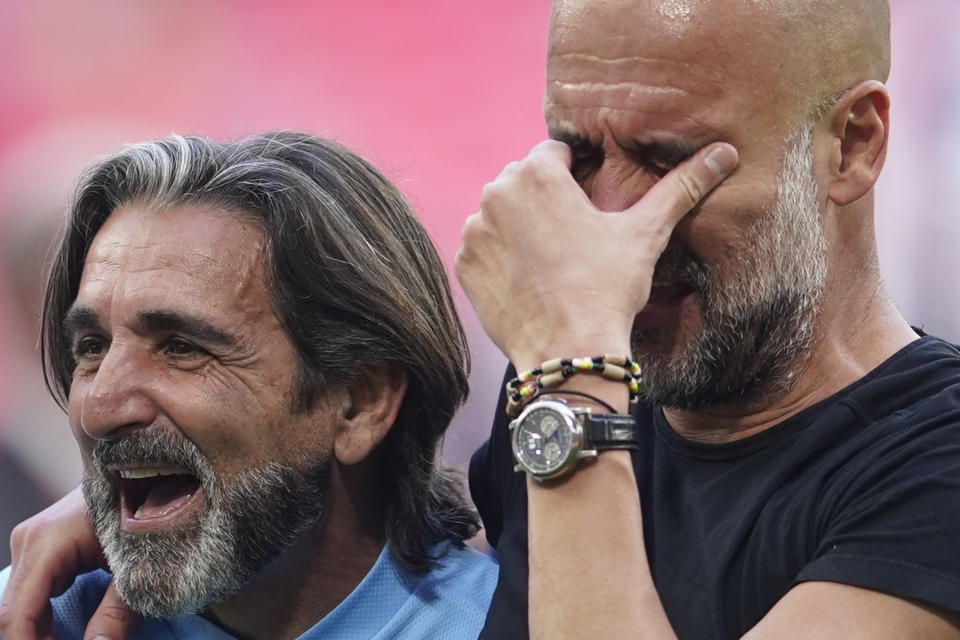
[470,336,960,639]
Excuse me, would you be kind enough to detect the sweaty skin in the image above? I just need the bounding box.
[457,0,958,638]
[541,0,909,440]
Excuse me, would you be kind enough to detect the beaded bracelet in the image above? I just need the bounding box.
[526,389,618,414]
[505,354,642,417]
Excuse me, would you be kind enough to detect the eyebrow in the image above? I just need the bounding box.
[548,127,698,166]
[138,310,240,350]
[62,306,240,350]
[549,128,593,152]
[63,306,104,342]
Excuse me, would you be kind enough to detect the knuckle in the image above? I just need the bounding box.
[459,213,481,244]
[98,604,135,624]
[502,160,521,175]
[676,171,704,206]
[88,599,138,639]
[453,248,467,277]
[9,519,37,557]
[9,520,27,548]
[519,156,554,184]
[479,180,502,206]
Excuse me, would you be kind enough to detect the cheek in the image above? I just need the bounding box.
[167,379,299,475]
[674,182,776,261]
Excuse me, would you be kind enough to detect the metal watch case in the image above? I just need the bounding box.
[509,397,598,481]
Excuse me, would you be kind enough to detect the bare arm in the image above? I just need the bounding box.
[0,487,139,640]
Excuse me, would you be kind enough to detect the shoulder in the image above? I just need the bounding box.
[394,543,497,638]
[795,340,960,615]
[301,542,497,640]
[397,542,498,623]
[421,542,499,600]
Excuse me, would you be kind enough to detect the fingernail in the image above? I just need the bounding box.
[93,635,113,640]
[704,145,738,177]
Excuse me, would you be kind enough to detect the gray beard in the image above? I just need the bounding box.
[632,126,827,409]
[83,429,329,618]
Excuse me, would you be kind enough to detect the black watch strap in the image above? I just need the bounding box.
[581,412,639,450]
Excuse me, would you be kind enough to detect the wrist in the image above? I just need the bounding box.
[506,354,639,417]
[507,329,632,373]
[510,396,638,481]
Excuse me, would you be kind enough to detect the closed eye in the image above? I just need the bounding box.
[571,148,604,183]
[639,155,674,179]
[630,141,695,179]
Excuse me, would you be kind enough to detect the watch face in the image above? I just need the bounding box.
[511,403,581,477]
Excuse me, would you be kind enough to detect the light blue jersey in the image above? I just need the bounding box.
[0,542,497,639]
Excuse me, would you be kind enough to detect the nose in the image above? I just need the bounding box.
[74,341,159,440]
[588,161,657,213]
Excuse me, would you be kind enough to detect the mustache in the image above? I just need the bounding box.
[91,429,213,485]
[652,245,710,292]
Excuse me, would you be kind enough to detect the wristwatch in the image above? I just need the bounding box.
[509,396,638,481]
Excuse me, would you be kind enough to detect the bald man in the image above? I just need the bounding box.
[458,0,960,638]
[5,1,960,639]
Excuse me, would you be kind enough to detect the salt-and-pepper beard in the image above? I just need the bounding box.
[83,429,330,618]
[633,125,828,409]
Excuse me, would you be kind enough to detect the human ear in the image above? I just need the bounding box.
[825,80,890,206]
[333,362,409,465]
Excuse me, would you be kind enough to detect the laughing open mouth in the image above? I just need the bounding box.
[113,465,204,530]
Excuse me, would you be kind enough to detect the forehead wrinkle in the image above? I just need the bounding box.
[551,52,673,66]
[548,50,708,84]
[80,207,274,335]
[549,0,890,131]
[545,91,713,144]
[547,49,726,111]
[550,81,690,98]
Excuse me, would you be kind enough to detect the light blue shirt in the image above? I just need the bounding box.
[0,542,497,639]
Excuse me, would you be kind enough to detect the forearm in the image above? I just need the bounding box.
[524,375,676,640]
[528,449,676,639]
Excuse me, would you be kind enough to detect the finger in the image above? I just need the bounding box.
[494,160,522,181]
[83,581,139,640]
[0,488,108,640]
[1,540,102,639]
[630,142,739,230]
[526,138,574,170]
[0,553,55,640]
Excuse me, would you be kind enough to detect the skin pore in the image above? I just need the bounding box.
[544,0,914,442]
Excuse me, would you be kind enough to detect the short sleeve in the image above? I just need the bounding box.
[797,392,960,614]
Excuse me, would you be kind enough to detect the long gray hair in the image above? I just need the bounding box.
[42,131,478,571]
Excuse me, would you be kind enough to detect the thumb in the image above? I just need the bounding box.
[625,142,739,231]
[83,581,139,640]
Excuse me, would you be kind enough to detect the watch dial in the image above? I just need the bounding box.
[515,407,575,474]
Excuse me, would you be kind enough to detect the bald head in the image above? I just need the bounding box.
[767,0,890,99]
[549,0,890,126]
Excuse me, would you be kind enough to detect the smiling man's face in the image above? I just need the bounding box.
[66,204,335,616]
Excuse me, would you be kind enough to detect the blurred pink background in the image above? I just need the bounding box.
[0,1,957,565]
